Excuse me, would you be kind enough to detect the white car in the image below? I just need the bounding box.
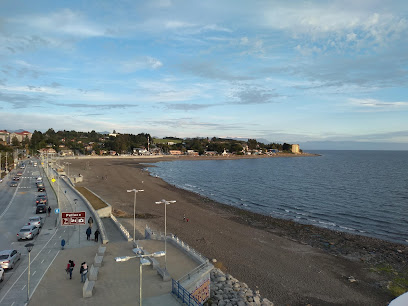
[0,250,21,269]
[0,267,4,282]
[28,216,44,228]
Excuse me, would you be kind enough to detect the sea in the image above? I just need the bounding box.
[146,150,408,245]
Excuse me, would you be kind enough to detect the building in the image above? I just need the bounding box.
[59,149,74,157]
[291,144,300,154]
[169,150,183,155]
[9,131,32,143]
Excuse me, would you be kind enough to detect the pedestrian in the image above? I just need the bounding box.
[183,214,186,222]
[61,239,65,250]
[66,260,75,279]
[47,206,51,216]
[94,228,100,242]
[186,218,189,222]
[88,216,93,228]
[86,226,92,240]
[80,262,88,283]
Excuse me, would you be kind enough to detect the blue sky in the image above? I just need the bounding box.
[1,0,408,149]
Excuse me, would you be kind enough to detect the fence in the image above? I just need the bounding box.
[172,279,202,306]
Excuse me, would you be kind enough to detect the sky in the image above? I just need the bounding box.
[1,0,408,149]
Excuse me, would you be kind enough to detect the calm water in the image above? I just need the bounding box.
[147,151,408,244]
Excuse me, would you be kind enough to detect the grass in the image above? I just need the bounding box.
[370,264,408,297]
[75,187,108,210]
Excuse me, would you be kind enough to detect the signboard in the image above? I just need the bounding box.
[61,212,86,226]
[51,178,56,182]
[55,208,60,214]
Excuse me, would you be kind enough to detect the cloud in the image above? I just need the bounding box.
[13,9,109,38]
[53,103,139,110]
[348,98,408,110]
[229,84,280,105]
[0,91,48,109]
[180,61,252,81]
[161,103,215,111]
[120,56,163,73]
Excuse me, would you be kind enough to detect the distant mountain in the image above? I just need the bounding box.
[300,141,408,151]
[232,137,272,144]
[97,131,110,135]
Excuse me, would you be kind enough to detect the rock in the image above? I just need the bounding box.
[217,276,227,282]
[212,258,217,263]
[237,301,246,306]
[348,276,357,283]
[253,295,261,305]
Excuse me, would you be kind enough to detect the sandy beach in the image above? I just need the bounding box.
[66,156,406,305]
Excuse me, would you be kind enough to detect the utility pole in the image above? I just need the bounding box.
[5,152,8,173]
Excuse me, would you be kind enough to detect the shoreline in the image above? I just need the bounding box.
[68,157,403,305]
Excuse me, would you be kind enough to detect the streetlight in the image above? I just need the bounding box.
[115,250,165,306]
[25,243,34,302]
[64,162,71,178]
[127,189,144,242]
[155,199,176,271]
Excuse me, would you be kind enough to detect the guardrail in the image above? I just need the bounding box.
[172,279,202,306]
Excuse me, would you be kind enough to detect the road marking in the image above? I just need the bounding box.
[32,271,36,276]
[41,259,44,264]
[48,249,51,253]
[10,302,14,306]
[21,285,26,290]
[54,242,56,245]
[0,229,58,304]
[30,250,60,300]
[0,185,19,220]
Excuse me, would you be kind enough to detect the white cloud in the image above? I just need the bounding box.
[348,98,408,109]
[120,56,163,73]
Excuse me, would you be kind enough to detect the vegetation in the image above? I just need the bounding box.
[2,128,300,156]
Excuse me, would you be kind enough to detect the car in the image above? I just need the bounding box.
[0,267,4,282]
[0,250,22,269]
[28,216,44,228]
[16,171,23,176]
[13,176,20,181]
[37,183,46,192]
[36,204,47,214]
[36,194,48,205]
[10,181,18,187]
[17,225,39,240]
[36,177,42,182]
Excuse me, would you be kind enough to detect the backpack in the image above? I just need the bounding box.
[71,262,75,268]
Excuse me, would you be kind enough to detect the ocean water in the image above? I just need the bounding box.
[146,151,408,245]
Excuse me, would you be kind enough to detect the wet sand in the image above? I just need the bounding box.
[68,156,405,305]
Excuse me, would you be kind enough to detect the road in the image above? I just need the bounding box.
[0,159,98,306]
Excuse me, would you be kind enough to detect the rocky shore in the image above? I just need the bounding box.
[67,156,405,305]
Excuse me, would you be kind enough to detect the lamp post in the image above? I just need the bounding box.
[25,243,34,302]
[155,199,176,271]
[115,250,165,306]
[127,189,144,242]
[65,162,71,178]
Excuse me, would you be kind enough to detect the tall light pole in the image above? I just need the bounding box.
[115,250,165,306]
[65,162,71,178]
[155,199,176,271]
[127,189,144,242]
[25,243,34,302]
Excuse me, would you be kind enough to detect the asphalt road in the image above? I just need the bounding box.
[0,159,95,306]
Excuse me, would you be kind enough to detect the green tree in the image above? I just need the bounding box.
[11,136,20,147]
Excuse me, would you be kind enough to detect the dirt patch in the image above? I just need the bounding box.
[75,186,108,210]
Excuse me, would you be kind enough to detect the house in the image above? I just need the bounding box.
[204,151,217,156]
[38,148,57,155]
[0,130,9,142]
[59,149,74,157]
[169,150,183,155]
[186,150,199,156]
[133,148,149,155]
[221,149,229,156]
[8,131,32,144]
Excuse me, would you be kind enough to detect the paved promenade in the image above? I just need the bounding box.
[0,164,198,306]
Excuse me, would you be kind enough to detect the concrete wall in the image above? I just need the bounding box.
[82,187,112,218]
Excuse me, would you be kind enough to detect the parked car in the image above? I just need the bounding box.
[35,194,48,205]
[10,181,18,187]
[0,267,4,282]
[16,171,23,176]
[13,176,20,181]
[28,216,44,228]
[36,204,47,214]
[17,225,39,240]
[0,249,21,269]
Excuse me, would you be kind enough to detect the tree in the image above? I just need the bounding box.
[247,139,258,150]
[11,136,20,147]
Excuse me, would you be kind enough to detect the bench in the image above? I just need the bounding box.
[89,264,99,281]
[146,256,159,269]
[157,266,171,282]
[94,255,103,267]
[97,246,106,256]
[83,279,95,298]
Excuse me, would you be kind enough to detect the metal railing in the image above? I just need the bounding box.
[172,279,202,306]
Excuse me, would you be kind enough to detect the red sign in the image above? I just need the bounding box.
[61,212,86,225]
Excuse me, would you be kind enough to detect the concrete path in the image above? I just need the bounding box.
[101,218,127,242]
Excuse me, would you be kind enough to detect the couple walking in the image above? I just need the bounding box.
[86,227,100,242]
[66,260,88,282]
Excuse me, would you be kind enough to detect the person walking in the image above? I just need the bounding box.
[47,206,51,216]
[80,262,88,283]
[88,216,93,228]
[86,226,92,240]
[94,228,100,242]
[61,239,66,250]
[66,260,75,279]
